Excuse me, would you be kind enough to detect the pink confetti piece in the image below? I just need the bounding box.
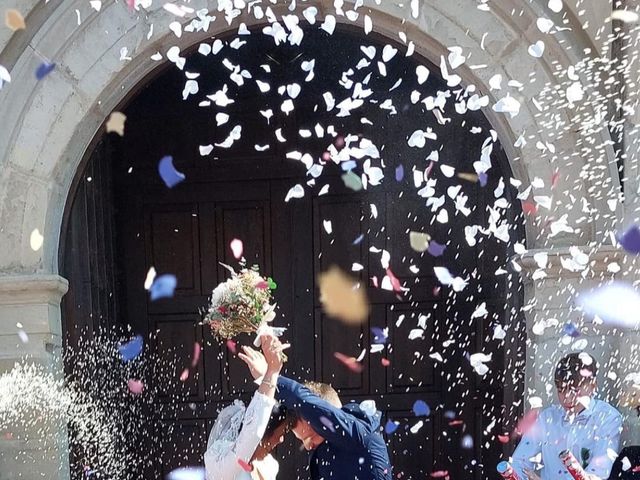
[522,201,538,215]
[430,471,450,479]
[126,0,135,11]
[127,379,144,395]
[333,352,364,373]
[551,169,560,188]
[226,339,237,354]
[371,276,379,288]
[230,238,243,259]
[381,358,390,367]
[319,416,336,432]
[497,434,510,444]
[385,268,402,292]
[191,342,201,368]
[179,368,189,382]
[237,459,252,472]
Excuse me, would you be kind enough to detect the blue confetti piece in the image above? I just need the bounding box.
[158,155,185,188]
[352,233,365,245]
[35,62,55,80]
[319,416,336,432]
[384,419,399,434]
[150,274,177,301]
[371,327,388,344]
[395,165,404,182]
[413,400,430,417]
[562,323,581,338]
[427,241,446,257]
[340,160,357,172]
[118,335,144,362]
[618,224,640,254]
[478,172,488,187]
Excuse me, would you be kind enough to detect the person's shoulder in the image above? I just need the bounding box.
[593,399,623,421]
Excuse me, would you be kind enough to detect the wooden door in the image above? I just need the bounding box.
[62,26,525,480]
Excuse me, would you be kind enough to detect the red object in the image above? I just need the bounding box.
[333,352,364,373]
[559,450,589,480]
[226,339,237,354]
[381,358,391,367]
[237,458,252,472]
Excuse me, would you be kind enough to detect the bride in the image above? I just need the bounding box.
[205,334,290,480]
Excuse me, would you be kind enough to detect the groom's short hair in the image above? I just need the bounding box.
[304,381,342,407]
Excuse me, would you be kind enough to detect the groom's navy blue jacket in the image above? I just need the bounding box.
[277,376,392,480]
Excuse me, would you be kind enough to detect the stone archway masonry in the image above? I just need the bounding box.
[0,1,638,478]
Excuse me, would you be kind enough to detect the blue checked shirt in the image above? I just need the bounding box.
[512,399,623,479]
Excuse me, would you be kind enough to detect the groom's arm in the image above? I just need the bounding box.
[277,376,368,449]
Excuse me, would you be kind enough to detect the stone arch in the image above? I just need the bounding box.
[0,0,621,277]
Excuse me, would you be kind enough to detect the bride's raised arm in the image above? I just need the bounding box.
[204,335,285,480]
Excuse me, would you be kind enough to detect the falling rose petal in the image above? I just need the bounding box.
[577,282,640,329]
[430,471,450,478]
[562,323,581,338]
[427,241,446,257]
[150,274,177,300]
[106,112,127,136]
[167,467,206,480]
[127,379,144,395]
[611,9,640,23]
[413,400,431,417]
[35,62,56,80]
[5,9,26,31]
[319,416,336,432]
[409,231,430,252]
[30,228,44,251]
[17,330,29,343]
[522,201,538,215]
[158,156,185,188]
[371,327,388,344]
[118,335,144,362]
[478,172,488,187]
[334,352,364,373]
[385,268,404,293]
[237,459,252,472]
[226,339,237,354]
[191,342,201,367]
[528,41,545,58]
[381,358,390,367]
[395,165,404,182]
[180,368,190,382]
[230,238,244,259]
[617,224,640,254]
[384,420,399,434]
[319,267,369,324]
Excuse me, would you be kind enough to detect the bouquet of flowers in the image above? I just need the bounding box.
[203,264,278,341]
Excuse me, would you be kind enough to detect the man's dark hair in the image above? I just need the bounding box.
[554,352,598,387]
[263,403,294,439]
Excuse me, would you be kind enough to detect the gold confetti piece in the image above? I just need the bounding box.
[409,231,430,252]
[105,112,126,136]
[457,172,479,183]
[5,9,25,31]
[318,266,369,325]
[30,228,43,251]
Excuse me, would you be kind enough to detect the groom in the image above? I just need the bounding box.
[240,342,393,480]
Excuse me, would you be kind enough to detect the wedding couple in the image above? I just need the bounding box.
[204,334,393,480]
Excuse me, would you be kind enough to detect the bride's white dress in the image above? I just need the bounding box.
[204,391,279,480]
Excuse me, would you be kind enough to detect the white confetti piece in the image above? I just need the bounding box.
[548,0,563,13]
[528,41,545,58]
[285,184,305,202]
[30,229,44,251]
[320,15,336,34]
[144,267,157,290]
